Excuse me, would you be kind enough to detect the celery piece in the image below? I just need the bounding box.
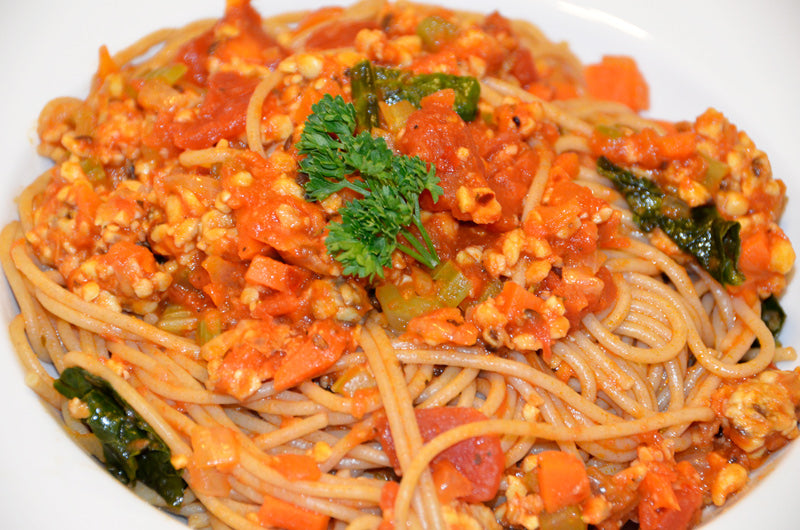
[375,283,444,332]
[432,260,471,307]
[144,63,188,86]
[539,505,587,530]
[80,158,106,182]
[416,15,458,51]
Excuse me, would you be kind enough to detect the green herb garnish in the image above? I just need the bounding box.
[297,94,442,280]
[599,156,745,286]
[54,366,186,507]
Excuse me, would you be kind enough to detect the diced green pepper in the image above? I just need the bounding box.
[375,66,480,122]
[478,278,503,303]
[331,364,376,396]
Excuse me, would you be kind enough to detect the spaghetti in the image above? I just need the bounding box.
[4,1,800,529]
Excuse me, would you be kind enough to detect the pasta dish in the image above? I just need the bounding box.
[3,1,799,529]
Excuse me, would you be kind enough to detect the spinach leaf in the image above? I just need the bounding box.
[598,156,745,286]
[54,366,186,507]
[348,60,480,130]
[761,294,786,337]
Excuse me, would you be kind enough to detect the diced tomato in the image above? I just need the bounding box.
[509,47,538,87]
[398,103,493,222]
[376,406,503,502]
[175,0,285,85]
[173,71,259,149]
[638,461,703,530]
[305,19,379,50]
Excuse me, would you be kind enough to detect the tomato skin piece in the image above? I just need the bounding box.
[172,71,258,150]
[638,461,703,530]
[376,406,503,502]
[398,102,492,222]
[305,19,379,50]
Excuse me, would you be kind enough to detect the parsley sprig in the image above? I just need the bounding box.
[297,94,442,280]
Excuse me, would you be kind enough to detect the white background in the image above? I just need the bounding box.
[1,1,798,528]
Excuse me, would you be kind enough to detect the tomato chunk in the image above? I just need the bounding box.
[376,406,503,502]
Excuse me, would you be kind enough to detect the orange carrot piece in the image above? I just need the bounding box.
[271,453,322,481]
[245,254,311,292]
[585,55,649,112]
[257,494,329,530]
[190,425,239,472]
[537,450,591,513]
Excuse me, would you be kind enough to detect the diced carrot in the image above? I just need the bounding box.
[190,425,239,472]
[551,79,579,100]
[237,233,267,260]
[536,450,591,513]
[252,291,303,318]
[257,494,329,530]
[271,453,321,481]
[493,281,544,322]
[273,319,350,391]
[245,254,311,293]
[585,55,649,112]
[740,228,771,271]
[420,87,456,110]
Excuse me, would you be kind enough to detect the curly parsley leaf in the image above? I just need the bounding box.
[598,156,745,286]
[297,94,442,280]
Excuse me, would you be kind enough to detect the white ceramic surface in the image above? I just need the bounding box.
[1,1,797,528]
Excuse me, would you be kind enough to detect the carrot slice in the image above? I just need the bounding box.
[585,55,649,112]
[257,494,329,530]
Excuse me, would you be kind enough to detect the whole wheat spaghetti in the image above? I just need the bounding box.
[4,1,799,529]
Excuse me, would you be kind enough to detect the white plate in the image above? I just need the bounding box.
[0,1,797,528]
